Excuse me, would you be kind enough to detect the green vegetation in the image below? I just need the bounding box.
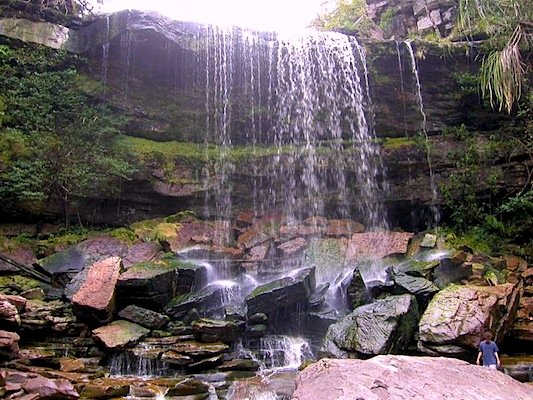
[456,0,533,113]
[0,40,137,226]
[440,124,533,259]
[311,0,379,38]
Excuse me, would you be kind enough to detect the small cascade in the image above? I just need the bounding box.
[108,349,172,377]
[405,41,440,228]
[257,335,314,370]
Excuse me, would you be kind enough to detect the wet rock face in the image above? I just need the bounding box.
[0,11,524,230]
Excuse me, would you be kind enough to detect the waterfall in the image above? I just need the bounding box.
[405,41,440,228]
[101,16,110,97]
[258,335,313,369]
[201,28,387,230]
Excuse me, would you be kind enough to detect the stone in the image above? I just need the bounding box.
[433,253,473,288]
[320,294,419,357]
[121,241,163,269]
[92,320,150,350]
[0,330,20,359]
[246,267,316,317]
[346,232,414,261]
[277,237,307,256]
[72,256,122,324]
[0,300,21,329]
[326,219,365,236]
[165,377,210,396]
[192,318,243,344]
[165,283,229,319]
[0,18,75,50]
[79,378,130,398]
[292,356,533,400]
[118,304,169,329]
[391,271,440,302]
[22,375,80,399]
[117,257,207,311]
[420,233,437,247]
[418,283,520,355]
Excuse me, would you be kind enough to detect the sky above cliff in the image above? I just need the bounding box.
[94,0,327,31]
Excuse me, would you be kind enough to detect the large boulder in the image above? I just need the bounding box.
[418,283,520,356]
[246,267,316,317]
[164,283,229,319]
[292,356,533,400]
[117,258,207,311]
[72,256,122,324]
[320,294,419,358]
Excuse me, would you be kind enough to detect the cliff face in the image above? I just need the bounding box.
[0,10,527,230]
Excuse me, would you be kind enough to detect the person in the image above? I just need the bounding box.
[476,332,501,369]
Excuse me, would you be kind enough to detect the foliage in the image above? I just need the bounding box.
[0,40,137,226]
[440,124,501,228]
[441,124,533,259]
[311,0,379,38]
[0,0,103,21]
[456,0,533,113]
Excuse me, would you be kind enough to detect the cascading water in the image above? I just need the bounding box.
[404,41,440,228]
[194,27,392,370]
[201,28,387,228]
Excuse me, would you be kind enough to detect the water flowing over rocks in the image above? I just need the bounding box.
[0,8,532,397]
[0,215,532,398]
[292,356,533,400]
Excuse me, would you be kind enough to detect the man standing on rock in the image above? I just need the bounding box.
[476,332,501,369]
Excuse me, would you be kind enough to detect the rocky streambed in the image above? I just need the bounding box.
[1,211,533,399]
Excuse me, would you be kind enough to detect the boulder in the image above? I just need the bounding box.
[92,320,150,350]
[320,294,418,357]
[117,258,207,311]
[246,267,316,317]
[72,256,122,324]
[346,232,414,261]
[165,283,230,319]
[22,375,80,399]
[192,318,244,344]
[433,253,474,288]
[117,304,169,329]
[292,356,533,400]
[0,299,21,330]
[418,283,520,356]
[391,271,440,304]
[121,242,163,269]
[0,330,20,359]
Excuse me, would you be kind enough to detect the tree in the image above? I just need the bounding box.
[0,40,136,226]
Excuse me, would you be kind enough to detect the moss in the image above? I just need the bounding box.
[247,276,293,299]
[127,258,198,275]
[382,137,417,150]
[109,227,138,246]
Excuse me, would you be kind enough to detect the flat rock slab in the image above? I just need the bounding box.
[346,232,414,261]
[92,320,149,350]
[293,356,533,400]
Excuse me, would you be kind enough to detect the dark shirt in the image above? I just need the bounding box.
[479,340,499,365]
